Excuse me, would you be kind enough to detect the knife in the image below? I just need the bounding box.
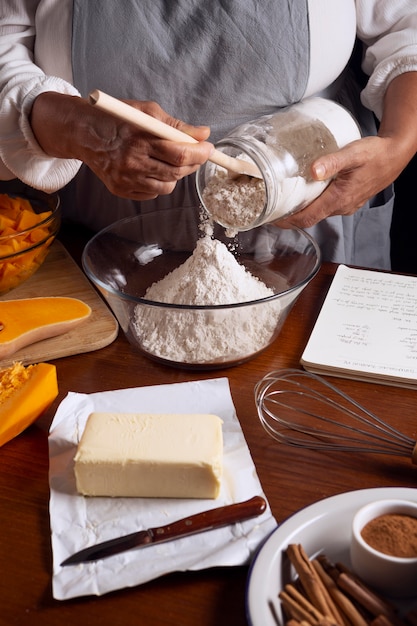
[61,495,267,566]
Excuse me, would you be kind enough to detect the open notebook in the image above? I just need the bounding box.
[300,264,417,388]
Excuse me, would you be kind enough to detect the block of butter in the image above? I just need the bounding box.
[74,412,223,499]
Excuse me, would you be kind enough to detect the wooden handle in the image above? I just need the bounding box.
[89,90,262,178]
[151,495,267,541]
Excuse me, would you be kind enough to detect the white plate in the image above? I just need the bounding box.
[246,487,417,626]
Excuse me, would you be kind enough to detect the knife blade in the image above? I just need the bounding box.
[61,495,267,566]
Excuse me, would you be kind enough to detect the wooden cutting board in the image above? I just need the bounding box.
[0,240,119,368]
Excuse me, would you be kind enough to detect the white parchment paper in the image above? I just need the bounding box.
[48,377,277,600]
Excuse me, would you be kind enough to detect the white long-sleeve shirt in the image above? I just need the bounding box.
[0,0,417,193]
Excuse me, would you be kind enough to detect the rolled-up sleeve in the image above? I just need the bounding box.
[357,0,417,120]
[0,2,82,191]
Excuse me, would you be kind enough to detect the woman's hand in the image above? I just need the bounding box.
[278,134,405,229]
[30,92,214,200]
[279,71,417,229]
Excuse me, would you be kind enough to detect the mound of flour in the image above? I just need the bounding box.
[133,235,281,364]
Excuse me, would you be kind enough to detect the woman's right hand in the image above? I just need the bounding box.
[30,92,214,200]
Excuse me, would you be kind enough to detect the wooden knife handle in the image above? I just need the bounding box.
[150,495,267,542]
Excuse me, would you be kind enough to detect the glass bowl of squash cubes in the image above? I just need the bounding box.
[0,183,60,295]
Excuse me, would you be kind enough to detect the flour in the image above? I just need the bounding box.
[199,98,361,232]
[201,170,266,233]
[133,235,282,364]
[201,167,327,233]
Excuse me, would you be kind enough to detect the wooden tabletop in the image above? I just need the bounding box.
[1,231,416,626]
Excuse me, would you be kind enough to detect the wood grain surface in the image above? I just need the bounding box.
[1,232,417,626]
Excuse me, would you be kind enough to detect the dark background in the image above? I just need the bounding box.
[390,153,417,274]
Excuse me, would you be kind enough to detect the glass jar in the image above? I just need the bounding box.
[196,97,361,232]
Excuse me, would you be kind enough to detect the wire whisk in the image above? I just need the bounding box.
[255,369,417,463]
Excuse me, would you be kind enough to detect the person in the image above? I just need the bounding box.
[0,1,417,269]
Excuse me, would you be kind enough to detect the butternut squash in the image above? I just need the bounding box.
[0,193,55,293]
[0,297,92,358]
[0,361,58,447]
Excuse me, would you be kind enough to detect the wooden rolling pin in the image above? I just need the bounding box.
[89,89,262,179]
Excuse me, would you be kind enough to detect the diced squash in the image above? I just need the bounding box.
[10,235,25,252]
[28,226,50,244]
[0,193,55,294]
[0,362,58,447]
[0,215,15,231]
[0,243,15,257]
[0,297,92,358]
[16,208,42,231]
[0,195,17,214]
[0,226,16,239]
[0,194,45,228]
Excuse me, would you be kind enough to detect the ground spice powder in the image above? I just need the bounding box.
[361,513,417,558]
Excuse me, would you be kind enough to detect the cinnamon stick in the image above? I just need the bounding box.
[281,548,411,626]
[282,583,325,622]
[312,558,368,626]
[317,556,401,623]
[335,561,399,616]
[279,586,322,624]
[286,544,344,624]
[336,571,403,625]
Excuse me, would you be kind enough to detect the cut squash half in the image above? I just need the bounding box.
[0,362,58,447]
[0,296,92,358]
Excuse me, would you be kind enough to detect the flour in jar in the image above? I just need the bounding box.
[201,153,327,234]
[199,98,361,232]
[202,170,266,235]
[133,235,282,364]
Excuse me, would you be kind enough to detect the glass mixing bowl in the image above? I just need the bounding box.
[0,182,60,296]
[82,208,321,369]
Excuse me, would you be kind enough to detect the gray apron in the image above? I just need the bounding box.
[66,0,393,269]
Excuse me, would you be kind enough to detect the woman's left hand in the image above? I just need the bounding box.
[279,71,417,229]
[278,134,406,229]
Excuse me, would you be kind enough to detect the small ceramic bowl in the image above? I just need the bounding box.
[350,499,417,598]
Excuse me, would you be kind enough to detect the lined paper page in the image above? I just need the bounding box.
[301,265,417,385]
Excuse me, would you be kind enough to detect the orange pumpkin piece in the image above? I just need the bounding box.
[0,194,34,224]
[0,361,58,447]
[0,243,15,258]
[16,208,43,231]
[28,225,50,244]
[0,194,55,293]
[0,214,15,231]
[0,194,18,214]
[0,297,92,358]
